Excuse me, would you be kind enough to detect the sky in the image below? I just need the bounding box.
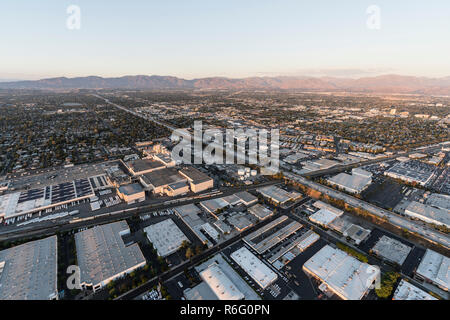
[1,0,450,80]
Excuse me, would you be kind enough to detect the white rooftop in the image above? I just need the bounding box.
[303,245,380,300]
[230,246,278,289]
[393,279,437,300]
[416,249,449,291]
[371,235,412,265]
[144,219,189,257]
[309,208,341,227]
[200,263,244,300]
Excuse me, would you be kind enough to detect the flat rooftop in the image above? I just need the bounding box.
[75,221,146,288]
[234,191,258,205]
[200,197,229,213]
[184,282,218,300]
[230,246,278,290]
[303,245,380,300]
[309,208,342,227]
[405,201,450,228]
[144,219,189,257]
[126,158,165,174]
[118,183,144,196]
[416,249,449,291]
[0,236,57,300]
[257,185,301,204]
[393,279,437,300]
[200,263,244,300]
[179,166,212,184]
[248,204,274,220]
[371,235,412,265]
[227,214,253,231]
[327,172,371,193]
[141,167,186,188]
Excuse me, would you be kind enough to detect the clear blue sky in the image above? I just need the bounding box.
[1,0,450,80]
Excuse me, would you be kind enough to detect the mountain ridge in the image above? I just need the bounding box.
[1,74,450,94]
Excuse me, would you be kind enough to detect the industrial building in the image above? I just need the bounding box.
[384,160,435,186]
[309,207,343,227]
[230,247,278,290]
[227,214,253,232]
[257,185,302,205]
[327,171,372,194]
[0,236,58,300]
[404,201,450,228]
[139,167,187,194]
[415,249,449,292]
[234,191,258,206]
[244,216,302,254]
[144,219,189,257]
[174,204,211,245]
[125,158,166,176]
[179,166,214,193]
[75,221,146,292]
[153,153,176,167]
[117,183,145,204]
[303,245,380,300]
[248,204,274,221]
[392,279,437,300]
[200,197,230,217]
[371,236,412,265]
[267,230,320,264]
[183,282,218,300]
[0,178,94,220]
[199,263,245,300]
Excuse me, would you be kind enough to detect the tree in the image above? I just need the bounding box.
[185,247,194,260]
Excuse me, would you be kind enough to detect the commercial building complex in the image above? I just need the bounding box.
[404,201,450,228]
[230,247,278,290]
[371,236,412,265]
[303,245,380,300]
[392,279,437,300]
[415,249,449,292]
[0,236,58,300]
[117,183,145,204]
[75,221,146,292]
[257,185,302,205]
[327,169,372,194]
[0,178,94,220]
[199,263,245,300]
[125,158,165,176]
[384,160,435,186]
[144,219,189,257]
[179,166,214,193]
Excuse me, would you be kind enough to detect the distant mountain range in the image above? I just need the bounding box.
[1,74,450,94]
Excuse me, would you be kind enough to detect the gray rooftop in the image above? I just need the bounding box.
[75,221,146,288]
[0,236,57,300]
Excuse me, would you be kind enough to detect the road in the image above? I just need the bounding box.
[0,180,282,242]
[283,171,450,249]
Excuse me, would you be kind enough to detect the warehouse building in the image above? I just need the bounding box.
[234,191,258,206]
[371,235,412,265]
[0,178,94,220]
[248,204,274,221]
[303,245,380,300]
[179,167,214,193]
[257,185,302,205]
[415,249,449,292]
[199,263,245,300]
[327,171,372,194]
[0,236,58,300]
[139,167,187,194]
[384,161,435,186]
[117,183,145,204]
[309,207,343,227]
[230,247,278,290]
[174,204,210,245]
[392,279,437,300]
[125,158,166,176]
[183,282,218,300]
[144,219,189,257]
[75,221,146,292]
[404,201,450,228]
[227,214,253,232]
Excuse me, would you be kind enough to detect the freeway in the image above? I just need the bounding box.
[283,172,450,249]
[0,180,282,242]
